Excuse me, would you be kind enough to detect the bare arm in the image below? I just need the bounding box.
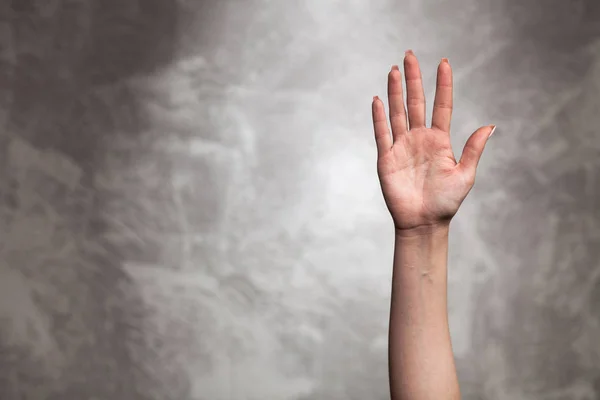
[390,224,457,399]
[371,50,495,399]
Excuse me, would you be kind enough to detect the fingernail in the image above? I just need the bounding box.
[405,49,414,56]
[488,125,496,138]
[373,95,379,102]
[391,64,400,71]
[441,57,449,64]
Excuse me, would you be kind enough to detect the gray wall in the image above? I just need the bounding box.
[1,1,599,399]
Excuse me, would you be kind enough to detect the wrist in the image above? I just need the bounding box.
[393,222,450,273]
[394,221,450,239]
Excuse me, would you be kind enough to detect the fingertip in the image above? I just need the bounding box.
[372,96,380,109]
[372,96,384,118]
[388,67,402,83]
[438,58,452,72]
[404,50,415,68]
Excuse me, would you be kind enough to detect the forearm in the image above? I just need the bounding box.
[388,223,460,400]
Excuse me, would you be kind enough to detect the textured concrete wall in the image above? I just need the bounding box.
[1,1,599,399]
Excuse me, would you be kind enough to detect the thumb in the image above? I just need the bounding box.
[457,125,495,182]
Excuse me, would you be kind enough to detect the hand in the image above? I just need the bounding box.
[372,50,495,234]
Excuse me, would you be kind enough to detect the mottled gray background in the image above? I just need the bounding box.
[0,0,599,399]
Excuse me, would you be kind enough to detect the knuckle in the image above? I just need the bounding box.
[390,110,406,119]
[406,97,425,107]
[434,101,453,109]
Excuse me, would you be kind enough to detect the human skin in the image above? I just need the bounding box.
[371,50,495,400]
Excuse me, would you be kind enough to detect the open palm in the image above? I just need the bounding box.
[372,51,495,233]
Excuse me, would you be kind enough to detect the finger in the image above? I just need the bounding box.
[372,96,392,156]
[403,50,426,130]
[387,65,408,140]
[457,125,496,184]
[432,58,453,132]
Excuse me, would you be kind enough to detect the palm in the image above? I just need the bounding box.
[378,126,466,230]
[372,52,494,232]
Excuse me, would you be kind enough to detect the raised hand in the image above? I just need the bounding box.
[372,50,495,234]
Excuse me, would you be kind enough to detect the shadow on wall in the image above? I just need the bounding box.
[491,0,600,48]
[5,0,179,165]
[463,0,600,397]
[0,1,190,399]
